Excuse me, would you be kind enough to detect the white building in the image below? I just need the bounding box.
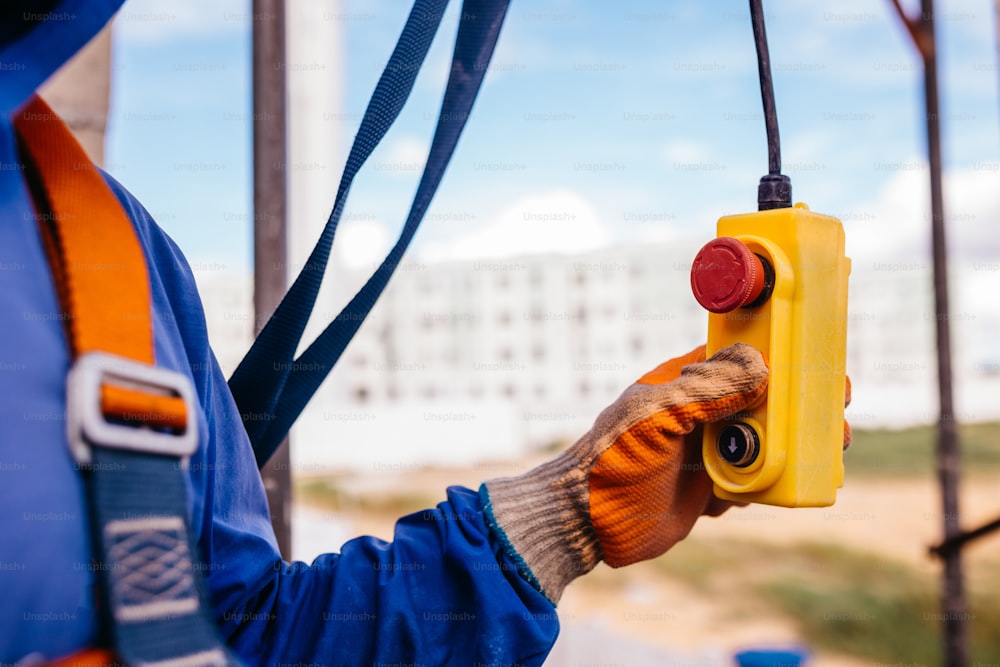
[331,244,702,411]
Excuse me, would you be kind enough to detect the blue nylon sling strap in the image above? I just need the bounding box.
[89,448,235,666]
[229,0,511,467]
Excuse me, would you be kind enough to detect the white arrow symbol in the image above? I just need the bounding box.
[729,436,738,453]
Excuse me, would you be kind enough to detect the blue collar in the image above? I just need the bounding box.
[0,0,124,118]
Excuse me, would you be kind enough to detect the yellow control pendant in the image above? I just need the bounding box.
[690,203,851,507]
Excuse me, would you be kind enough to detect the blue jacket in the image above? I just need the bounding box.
[0,2,558,663]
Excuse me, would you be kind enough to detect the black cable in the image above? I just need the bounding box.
[750,0,780,175]
[749,0,792,210]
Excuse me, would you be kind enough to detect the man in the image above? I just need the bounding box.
[0,2,770,664]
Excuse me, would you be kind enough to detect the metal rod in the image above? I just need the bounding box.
[252,0,292,560]
[888,0,925,53]
[885,1,969,662]
[920,1,969,664]
[931,514,1000,557]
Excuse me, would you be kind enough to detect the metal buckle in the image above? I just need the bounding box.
[67,352,198,466]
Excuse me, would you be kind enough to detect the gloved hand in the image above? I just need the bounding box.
[480,342,769,603]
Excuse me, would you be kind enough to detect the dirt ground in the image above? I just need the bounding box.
[296,462,1000,666]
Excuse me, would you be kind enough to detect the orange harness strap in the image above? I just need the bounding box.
[14,95,186,430]
[46,649,120,667]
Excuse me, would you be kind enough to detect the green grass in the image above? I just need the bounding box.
[763,578,941,661]
[757,543,940,663]
[650,538,1000,664]
[761,550,1000,664]
[847,421,1000,477]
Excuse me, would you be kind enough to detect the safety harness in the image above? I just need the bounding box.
[15,96,237,666]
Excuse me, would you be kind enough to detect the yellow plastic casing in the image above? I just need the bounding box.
[701,203,851,508]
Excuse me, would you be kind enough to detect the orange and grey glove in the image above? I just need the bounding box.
[480,342,769,603]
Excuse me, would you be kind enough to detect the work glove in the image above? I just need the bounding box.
[480,342,769,603]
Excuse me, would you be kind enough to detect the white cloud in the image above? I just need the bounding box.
[334,217,391,270]
[844,162,929,263]
[418,189,609,261]
[846,163,1000,264]
[947,167,1000,261]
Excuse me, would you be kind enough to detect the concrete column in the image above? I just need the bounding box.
[286,1,343,279]
[39,23,113,167]
[285,0,345,400]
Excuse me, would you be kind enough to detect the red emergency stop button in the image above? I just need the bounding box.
[690,237,768,313]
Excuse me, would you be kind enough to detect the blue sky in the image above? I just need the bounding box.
[106,0,1000,272]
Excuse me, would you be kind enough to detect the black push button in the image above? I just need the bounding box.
[717,423,760,468]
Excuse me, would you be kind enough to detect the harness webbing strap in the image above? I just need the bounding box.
[15,96,238,667]
[15,97,187,432]
[229,0,511,467]
[46,649,118,667]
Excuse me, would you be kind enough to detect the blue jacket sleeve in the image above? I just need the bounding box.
[219,488,559,665]
[104,175,559,666]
